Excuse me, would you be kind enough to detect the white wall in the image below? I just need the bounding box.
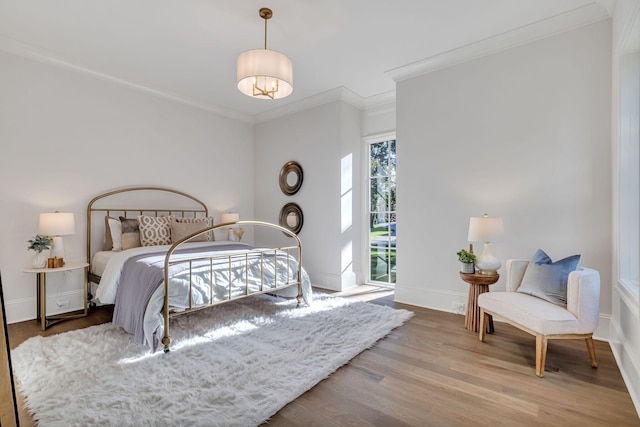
[610,0,640,415]
[339,102,363,288]
[395,21,612,333]
[253,100,362,290]
[0,51,254,323]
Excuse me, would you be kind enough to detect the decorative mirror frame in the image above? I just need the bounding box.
[279,161,303,196]
[279,203,304,234]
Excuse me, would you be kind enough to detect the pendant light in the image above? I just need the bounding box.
[236,8,293,100]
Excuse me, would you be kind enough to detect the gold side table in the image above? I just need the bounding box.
[23,262,89,331]
[459,272,499,333]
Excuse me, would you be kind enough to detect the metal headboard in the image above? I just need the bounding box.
[86,186,208,265]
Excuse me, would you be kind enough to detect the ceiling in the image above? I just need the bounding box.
[0,1,612,122]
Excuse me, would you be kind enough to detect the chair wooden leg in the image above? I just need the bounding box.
[535,334,548,377]
[585,337,598,368]
[479,309,486,341]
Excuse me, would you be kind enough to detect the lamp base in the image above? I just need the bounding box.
[49,236,65,259]
[476,269,499,276]
[475,242,501,276]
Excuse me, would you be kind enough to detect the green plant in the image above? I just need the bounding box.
[456,249,476,264]
[27,235,52,253]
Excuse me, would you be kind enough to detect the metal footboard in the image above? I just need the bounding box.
[161,220,303,353]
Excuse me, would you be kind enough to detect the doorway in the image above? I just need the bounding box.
[367,137,396,286]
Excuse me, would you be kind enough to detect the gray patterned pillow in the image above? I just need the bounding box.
[138,215,175,246]
[119,217,141,250]
[175,217,214,241]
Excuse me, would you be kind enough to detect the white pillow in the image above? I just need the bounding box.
[108,217,122,251]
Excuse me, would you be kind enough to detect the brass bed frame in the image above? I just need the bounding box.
[86,186,303,352]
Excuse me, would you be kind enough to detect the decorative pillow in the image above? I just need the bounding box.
[138,215,174,246]
[107,217,123,251]
[175,217,214,241]
[119,217,141,250]
[170,219,209,243]
[516,249,581,306]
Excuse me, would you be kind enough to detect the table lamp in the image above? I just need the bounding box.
[221,212,243,241]
[468,214,503,275]
[39,212,75,264]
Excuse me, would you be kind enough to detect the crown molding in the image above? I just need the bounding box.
[253,87,397,123]
[363,99,396,119]
[363,90,396,111]
[252,87,359,123]
[616,0,640,54]
[595,0,616,15]
[0,33,395,124]
[386,2,610,83]
[0,35,253,123]
[0,3,609,125]
[1,31,393,124]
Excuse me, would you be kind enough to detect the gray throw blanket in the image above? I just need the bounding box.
[113,244,248,346]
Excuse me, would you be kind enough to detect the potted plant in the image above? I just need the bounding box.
[457,249,476,274]
[27,235,52,268]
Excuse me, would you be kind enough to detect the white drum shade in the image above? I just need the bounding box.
[468,216,503,243]
[221,213,240,224]
[237,49,293,99]
[39,212,75,236]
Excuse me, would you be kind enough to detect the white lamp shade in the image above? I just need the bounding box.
[468,216,503,243]
[39,212,75,236]
[221,213,240,224]
[237,49,293,99]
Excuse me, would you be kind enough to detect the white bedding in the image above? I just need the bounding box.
[93,241,312,349]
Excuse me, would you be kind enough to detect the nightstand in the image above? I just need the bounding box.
[459,272,499,333]
[22,262,89,330]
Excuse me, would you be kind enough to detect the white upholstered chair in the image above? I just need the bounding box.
[477,259,600,377]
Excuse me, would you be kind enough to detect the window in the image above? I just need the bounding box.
[619,51,640,299]
[367,138,396,286]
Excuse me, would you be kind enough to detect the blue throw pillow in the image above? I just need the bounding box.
[516,249,581,306]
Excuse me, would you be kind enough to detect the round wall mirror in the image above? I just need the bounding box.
[279,203,303,234]
[279,161,303,196]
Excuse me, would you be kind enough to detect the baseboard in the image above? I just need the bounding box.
[4,297,32,324]
[6,289,86,324]
[610,317,640,418]
[394,285,467,313]
[311,272,351,292]
[593,313,611,341]
[396,285,613,339]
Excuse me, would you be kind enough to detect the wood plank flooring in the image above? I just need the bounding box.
[7,286,640,426]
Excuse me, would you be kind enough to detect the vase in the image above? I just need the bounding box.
[32,251,47,269]
[460,262,475,274]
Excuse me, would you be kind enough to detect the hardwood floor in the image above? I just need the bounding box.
[8,287,640,426]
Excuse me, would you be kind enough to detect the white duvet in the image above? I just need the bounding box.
[93,241,312,349]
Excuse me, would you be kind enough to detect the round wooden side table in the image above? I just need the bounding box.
[459,272,499,333]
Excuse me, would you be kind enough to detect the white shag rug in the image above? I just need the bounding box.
[12,293,413,427]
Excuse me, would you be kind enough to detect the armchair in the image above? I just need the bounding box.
[477,259,600,377]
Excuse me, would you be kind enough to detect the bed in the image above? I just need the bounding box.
[86,186,311,352]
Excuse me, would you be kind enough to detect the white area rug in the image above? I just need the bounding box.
[12,294,413,427]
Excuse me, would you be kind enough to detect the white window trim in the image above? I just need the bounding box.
[363,132,397,286]
[617,52,640,312]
